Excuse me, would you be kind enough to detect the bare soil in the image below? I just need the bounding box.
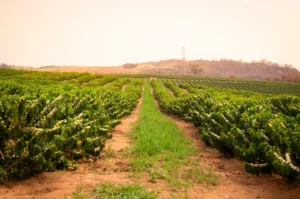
[104,96,142,152]
[102,82,111,88]
[121,84,127,92]
[182,88,189,93]
[167,89,175,97]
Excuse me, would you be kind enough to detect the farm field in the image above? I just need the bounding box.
[153,79,300,180]
[0,69,300,199]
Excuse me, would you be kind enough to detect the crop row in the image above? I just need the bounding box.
[0,69,143,182]
[158,77,300,96]
[152,79,300,181]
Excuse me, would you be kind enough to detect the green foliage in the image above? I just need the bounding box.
[92,183,157,199]
[76,74,97,85]
[86,76,118,87]
[105,78,130,92]
[151,80,173,111]
[152,74,300,96]
[0,69,142,182]
[70,183,157,199]
[162,80,189,98]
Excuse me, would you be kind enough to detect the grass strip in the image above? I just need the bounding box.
[70,183,156,199]
[128,81,216,187]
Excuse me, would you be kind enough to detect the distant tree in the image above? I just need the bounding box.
[284,64,293,69]
[280,70,300,82]
[261,59,267,63]
[190,65,203,76]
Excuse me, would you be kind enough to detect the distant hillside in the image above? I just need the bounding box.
[124,59,300,82]
[2,59,299,82]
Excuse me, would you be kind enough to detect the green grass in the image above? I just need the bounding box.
[128,81,216,187]
[69,183,156,199]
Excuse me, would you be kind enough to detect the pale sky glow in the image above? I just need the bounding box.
[0,0,300,69]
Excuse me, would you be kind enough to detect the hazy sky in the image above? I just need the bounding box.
[1,0,300,70]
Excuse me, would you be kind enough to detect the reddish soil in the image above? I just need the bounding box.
[166,87,175,97]
[103,82,110,88]
[182,88,189,93]
[121,84,127,92]
[104,96,142,152]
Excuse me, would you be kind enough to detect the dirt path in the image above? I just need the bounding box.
[121,84,127,92]
[182,88,189,93]
[0,95,144,199]
[166,87,175,97]
[103,82,110,87]
[104,95,142,152]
